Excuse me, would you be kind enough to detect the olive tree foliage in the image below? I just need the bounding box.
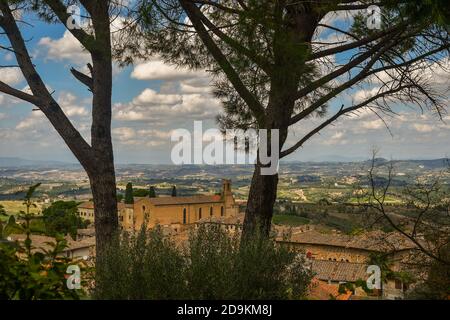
[95,224,313,299]
[114,1,450,238]
[0,0,132,261]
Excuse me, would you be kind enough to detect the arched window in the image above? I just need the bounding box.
[210,207,213,216]
[183,208,187,224]
[199,208,202,219]
[221,206,224,216]
[142,206,146,212]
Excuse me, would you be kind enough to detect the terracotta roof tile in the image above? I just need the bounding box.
[9,234,95,252]
[309,278,352,300]
[196,213,245,225]
[311,260,368,283]
[77,202,94,209]
[148,195,223,206]
[277,230,416,252]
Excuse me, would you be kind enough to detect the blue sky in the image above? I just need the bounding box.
[0,10,449,164]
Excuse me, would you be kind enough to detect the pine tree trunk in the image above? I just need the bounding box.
[242,164,279,239]
[89,163,118,263]
[88,3,118,264]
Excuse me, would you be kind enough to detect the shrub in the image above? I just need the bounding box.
[95,225,313,300]
[42,201,88,239]
[0,235,88,300]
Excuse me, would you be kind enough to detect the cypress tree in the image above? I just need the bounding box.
[149,186,156,198]
[125,183,134,204]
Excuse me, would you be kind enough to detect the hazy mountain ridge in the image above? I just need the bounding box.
[0,156,448,169]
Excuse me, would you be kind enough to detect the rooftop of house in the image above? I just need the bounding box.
[276,229,417,252]
[137,194,224,206]
[9,234,96,253]
[308,278,352,300]
[77,228,96,237]
[77,202,94,209]
[310,260,368,283]
[196,213,245,225]
[78,195,227,210]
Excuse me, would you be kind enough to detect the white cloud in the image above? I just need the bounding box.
[133,88,182,106]
[112,126,172,147]
[361,119,384,130]
[412,123,434,133]
[2,68,24,86]
[16,110,46,131]
[180,77,212,94]
[114,87,221,124]
[57,92,89,117]
[4,52,14,62]
[113,127,136,142]
[38,30,90,64]
[131,60,207,81]
[354,87,381,103]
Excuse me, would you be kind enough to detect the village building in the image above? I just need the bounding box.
[77,179,239,232]
[194,212,245,234]
[9,234,96,260]
[276,229,417,299]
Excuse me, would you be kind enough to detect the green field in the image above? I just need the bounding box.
[272,214,310,226]
[0,200,42,221]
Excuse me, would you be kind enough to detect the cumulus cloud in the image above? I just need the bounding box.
[2,68,24,86]
[412,123,435,133]
[38,30,90,64]
[16,110,47,131]
[113,126,172,147]
[37,30,123,76]
[131,60,208,81]
[133,88,183,106]
[57,92,89,117]
[361,119,385,130]
[284,105,450,159]
[114,88,221,124]
[15,91,89,137]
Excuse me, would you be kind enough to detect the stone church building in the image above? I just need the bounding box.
[77,179,239,231]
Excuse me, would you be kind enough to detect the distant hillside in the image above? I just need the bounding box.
[361,158,449,169]
[0,157,78,168]
[395,158,449,169]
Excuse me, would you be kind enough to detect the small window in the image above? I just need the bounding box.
[395,280,402,290]
[142,206,146,212]
[183,208,187,224]
[221,206,224,216]
[210,207,213,216]
[199,208,202,220]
